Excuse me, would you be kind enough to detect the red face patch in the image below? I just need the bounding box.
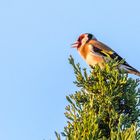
[78,34,85,42]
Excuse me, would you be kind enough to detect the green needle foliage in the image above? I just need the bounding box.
[56,56,140,140]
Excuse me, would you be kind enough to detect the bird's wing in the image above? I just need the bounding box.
[89,40,139,73]
[89,40,122,60]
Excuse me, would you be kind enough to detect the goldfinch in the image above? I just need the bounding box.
[72,33,140,76]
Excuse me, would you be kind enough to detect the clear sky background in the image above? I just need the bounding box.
[0,0,140,140]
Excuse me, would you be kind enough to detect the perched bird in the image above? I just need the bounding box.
[72,33,140,76]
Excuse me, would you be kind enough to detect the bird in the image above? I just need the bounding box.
[72,33,140,76]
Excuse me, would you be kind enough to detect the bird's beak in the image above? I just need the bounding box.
[71,41,79,48]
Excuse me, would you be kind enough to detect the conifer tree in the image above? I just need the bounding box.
[55,56,140,140]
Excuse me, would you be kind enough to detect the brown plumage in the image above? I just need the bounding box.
[72,33,140,77]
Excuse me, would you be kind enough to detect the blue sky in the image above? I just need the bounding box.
[0,0,140,140]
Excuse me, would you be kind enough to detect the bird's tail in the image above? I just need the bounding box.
[121,64,140,77]
[128,69,140,77]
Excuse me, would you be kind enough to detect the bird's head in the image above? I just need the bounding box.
[71,33,96,49]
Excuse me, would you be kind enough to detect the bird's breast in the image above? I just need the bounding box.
[78,44,105,68]
[85,52,104,68]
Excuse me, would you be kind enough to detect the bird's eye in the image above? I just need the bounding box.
[78,35,84,42]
